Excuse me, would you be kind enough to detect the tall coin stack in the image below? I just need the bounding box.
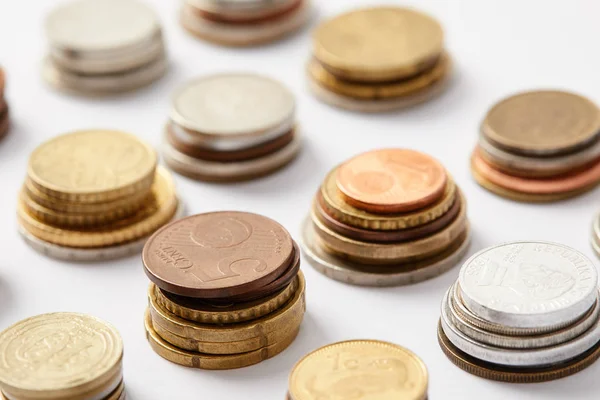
[308,7,451,112]
[163,74,301,182]
[287,340,428,400]
[18,130,181,261]
[472,90,600,202]
[438,241,600,382]
[0,313,125,400]
[301,148,470,286]
[0,68,8,140]
[43,0,167,95]
[142,212,305,369]
[180,0,311,46]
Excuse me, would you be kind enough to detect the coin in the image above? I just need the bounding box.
[459,241,598,329]
[336,149,447,213]
[0,109,8,140]
[186,0,298,21]
[190,0,302,23]
[289,340,428,400]
[482,90,600,156]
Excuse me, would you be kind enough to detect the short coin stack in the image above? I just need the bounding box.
[0,313,125,400]
[180,0,311,46]
[301,148,470,286]
[43,0,167,95]
[439,241,600,382]
[472,90,600,202]
[287,340,428,400]
[18,130,181,261]
[163,73,301,182]
[308,7,451,112]
[142,211,305,369]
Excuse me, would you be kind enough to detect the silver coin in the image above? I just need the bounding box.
[590,212,600,259]
[440,288,600,367]
[187,0,295,13]
[300,217,471,287]
[459,241,598,329]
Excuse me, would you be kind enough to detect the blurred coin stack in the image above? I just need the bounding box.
[180,0,311,46]
[287,340,428,400]
[43,0,167,95]
[301,148,470,286]
[163,74,301,182]
[0,313,125,400]
[439,241,600,382]
[472,90,600,202]
[0,68,9,140]
[308,7,451,112]
[18,130,181,261]
[142,212,305,369]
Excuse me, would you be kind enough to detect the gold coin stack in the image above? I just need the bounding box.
[0,313,125,400]
[308,7,451,113]
[17,130,181,261]
[0,67,9,140]
[301,148,470,286]
[287,340,428,400]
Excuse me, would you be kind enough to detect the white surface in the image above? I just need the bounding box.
[1,1,600,399]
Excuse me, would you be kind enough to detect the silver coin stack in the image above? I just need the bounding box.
[439,241,600,382]
[43,0,167,95]
[163,73,301,182]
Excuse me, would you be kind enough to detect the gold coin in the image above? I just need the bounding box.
[28,129,157,203]
[308,52,450,100]
[17,167,178,248]
[144,310,300,370]
[320,168,457,230]
[289,340,428,400]
[0,313,123,400]
[313,7,444,82]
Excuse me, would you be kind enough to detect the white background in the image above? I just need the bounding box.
[1,0,600,399]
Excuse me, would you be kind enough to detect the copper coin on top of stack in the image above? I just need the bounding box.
[142,211,305,370]
[180,0,311,46]
[472,90,600,202]
[0,68,9,140]
[17,130,182,261]
[43,0,167,95]
[308,7,452,113]
[163,73,301,182]
[301,148,471,286]
[0,313,125,400]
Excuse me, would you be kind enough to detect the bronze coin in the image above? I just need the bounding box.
[0,108,9,140]
[187,0,304,24]
[143,211,295,298]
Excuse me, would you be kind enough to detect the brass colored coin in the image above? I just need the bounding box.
[320,168,456,230]
[313,7,443,82]
[18,167,178,248]
[289,340,428,400]
[437,323,600,383]
[482,90,600,156]
[28,130,157,203]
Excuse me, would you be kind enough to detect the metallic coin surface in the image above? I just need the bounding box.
[189,0,302,23]
[187,0,295,15]
[289,340,428,400]
[0,313,122,399]
[337,149,447,213]
[482,90,600,156]
[459,241,598,329]
[143,211,294,298]
[0,110,9,140]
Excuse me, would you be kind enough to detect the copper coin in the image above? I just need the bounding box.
[336,149,447,213]
[0,108,9,140]
[472,148,600,194]
[315,189,461,243]
[143,211,294,298]
[0,68,4,95]
[188,0,303,24]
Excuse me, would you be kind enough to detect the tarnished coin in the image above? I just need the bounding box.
[289,340,428,400]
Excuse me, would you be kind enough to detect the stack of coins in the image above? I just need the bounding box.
[472,90,600,202]
[0,313,125,400]
[301,148,470,286]
[43,0,167,95]
[163,74,301,182]
[17,130,182,261]
[308,7,451,113]
[287,340,428,400]
[438,241,600,382]
[180,0,311,46]
[142,211,305,369]
[0,68,8,140]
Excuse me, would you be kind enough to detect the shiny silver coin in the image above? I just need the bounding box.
[441,288,600,367]
[300,217,471,287]
[458,241,598,329]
